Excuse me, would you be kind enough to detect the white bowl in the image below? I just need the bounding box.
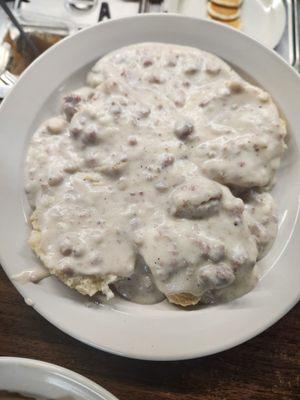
[0,15,299,361]
[0,357,117,399]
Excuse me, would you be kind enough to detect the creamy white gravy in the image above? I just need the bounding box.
[13,269,50,284]
[25,43,285,305]
[114,256,165,304]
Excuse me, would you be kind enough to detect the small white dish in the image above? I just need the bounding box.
[165,0,286,49]
[0,15,299,361]
[0,357,117,399]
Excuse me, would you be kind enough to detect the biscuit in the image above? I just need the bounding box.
[29,212,116,298]
[167,293,200,307]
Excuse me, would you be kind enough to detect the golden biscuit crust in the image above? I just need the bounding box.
[29,212,116,297]
[167,293,200,307]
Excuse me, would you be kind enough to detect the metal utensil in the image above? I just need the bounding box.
[0,70,16,100]
[0,0,39,57]
[138,0,149,13]
[0,70,17,86]
[286,0,300,69]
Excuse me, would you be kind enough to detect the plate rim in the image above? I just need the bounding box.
[0,356,118,399]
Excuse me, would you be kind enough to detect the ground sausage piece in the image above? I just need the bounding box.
[174,120,194,140]
[62,94,82,120]
[169,178,222,219]
[197,263,235,289]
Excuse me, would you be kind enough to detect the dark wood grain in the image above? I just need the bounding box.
[0,267,299,400]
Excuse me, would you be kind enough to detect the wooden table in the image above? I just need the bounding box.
[0,267,299,400]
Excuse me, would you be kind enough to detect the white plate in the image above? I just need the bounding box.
[165,0,286,49]
[0,15,299,361]
[0,357,117,399]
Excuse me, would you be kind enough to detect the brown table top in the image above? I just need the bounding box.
[0,267,299,400]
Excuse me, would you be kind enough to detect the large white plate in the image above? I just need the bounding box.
[0,15,299,361]
[0,357,117,399]
[165,0,286,49]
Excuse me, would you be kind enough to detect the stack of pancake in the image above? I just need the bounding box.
[207,0,243,29]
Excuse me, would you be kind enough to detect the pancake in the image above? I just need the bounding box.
[225,18,241,28]
[212,0,243,8]
[207,2,240,21]
[211,16,242,29]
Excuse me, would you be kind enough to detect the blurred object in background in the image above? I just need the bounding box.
[207,0,243,29]
[0,0,297,101]
[16,0,142,27]
[164,0,286,49]
[0,0,144,79]
[3,29,65,75]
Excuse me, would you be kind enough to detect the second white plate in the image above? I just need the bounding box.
[0,357,117,400]
[165,0,286,49]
